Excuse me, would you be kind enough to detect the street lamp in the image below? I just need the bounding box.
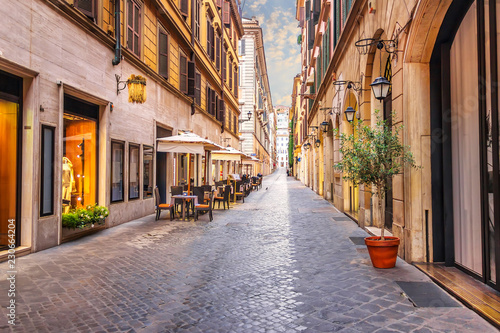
[370,76,391,100]
[314,138,321,148]
[239,110,252,123]
[344,106,356,123]
[320,121,329,133]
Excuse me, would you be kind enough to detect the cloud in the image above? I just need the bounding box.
[248,0,268,10]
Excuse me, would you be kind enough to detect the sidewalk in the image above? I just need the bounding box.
[0,169,496,332]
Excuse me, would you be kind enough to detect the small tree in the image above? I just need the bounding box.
[334,111,420,240]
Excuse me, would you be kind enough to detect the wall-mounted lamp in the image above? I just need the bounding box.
[239,110,252,123]
[314,138,321,148]
[320,121,329,133]
[116,74,147,103]
[344,106,356,123]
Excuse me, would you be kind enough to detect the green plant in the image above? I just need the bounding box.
[62,204,109,229]
[334,110,420,240]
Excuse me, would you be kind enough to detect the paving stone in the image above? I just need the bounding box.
[0,169,497,332]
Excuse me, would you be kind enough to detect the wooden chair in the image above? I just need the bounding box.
[155,187,174,221]
[171,186,184,215]
[213,185,230,209]
[234,181,245,203]
[195,191,213,221]
[251,177,259,191]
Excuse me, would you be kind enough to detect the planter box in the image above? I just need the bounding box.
[62,223,106,243]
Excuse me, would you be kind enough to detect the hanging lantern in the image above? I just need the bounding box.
[344,106,356,123]
[127,74,147,103]
[314,139,321,148]
[320,121,329,133]
[370,76,391,100]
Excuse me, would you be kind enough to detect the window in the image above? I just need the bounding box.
[143,145,154,198]
[229,59,233,90]
[63,95,98,212]
[216,33,221,70]
[195,71,201,106]
[180,0,188,17]
[207,17,215,61]
[180,53,188,94]
[234,67,238,98]
[159,29,169,79]
[127,0,141,57]
[233,115,236,133]
[194,0,201,40]
[40,125,55,216]
[75,0,95,18]
[223,46,227,81]
[111,141,124,202]
[129,144,140,200]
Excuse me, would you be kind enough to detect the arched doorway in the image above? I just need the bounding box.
[343,90,359,219]
[431,0,500,289]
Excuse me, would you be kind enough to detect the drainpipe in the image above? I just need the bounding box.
[112,0,121,66]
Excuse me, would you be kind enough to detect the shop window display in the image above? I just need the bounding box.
[62,98,98,213]
[143,146,153,198]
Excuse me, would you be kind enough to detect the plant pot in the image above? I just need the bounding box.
[365,236,400,269]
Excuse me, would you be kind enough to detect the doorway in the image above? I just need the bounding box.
[0,70,22,250]
[156,126,171,203]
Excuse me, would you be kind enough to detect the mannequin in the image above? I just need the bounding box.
[62,157,75,213]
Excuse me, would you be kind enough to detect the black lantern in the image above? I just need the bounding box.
[314,139,321,148]
[247,110,252,120]
[370,76,391,100]
[344,106,356,123]
[304,142,310,150]
[320,121,329,133]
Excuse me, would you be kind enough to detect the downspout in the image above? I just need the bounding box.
[190,0,196,115]
[112,0,121,65]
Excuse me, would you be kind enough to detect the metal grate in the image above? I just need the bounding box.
[396,281,461,308]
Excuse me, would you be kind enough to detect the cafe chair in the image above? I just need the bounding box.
[155,187,174,221]
[171,186,184,215]
[213,185,230,210]
[195,191,213,221]
[234,181,245,203]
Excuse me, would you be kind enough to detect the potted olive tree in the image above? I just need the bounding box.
[334,111,419,268]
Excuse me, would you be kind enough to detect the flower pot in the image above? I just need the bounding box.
[365,236,400,269]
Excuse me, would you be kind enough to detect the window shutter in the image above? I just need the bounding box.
[195,72,201,105]
[180,55,188,94]
[220,100,226,124]
[217,0,223,8]
[75,0,94,18]
[305,0,310,21]
[308,19,315,50]
[210,26,215,60]
[159,31,169,79]
[234,68,238,98]
[187,61,196,97]
[229,62,233,90]
[216,95,220,119]
[180,0,188,17]
[222,47,227,82]
[206,86,211,113]
[299,7,305,28]
[216,35,221,70]
[211,90,216,116]
[313,0,320,24]
[207,19,211,56]
[223,0,230,25]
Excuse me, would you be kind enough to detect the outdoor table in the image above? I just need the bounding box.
[172,195,198,220]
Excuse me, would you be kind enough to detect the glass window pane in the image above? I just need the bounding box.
[111,141,124,202]
[143,146,154,198]
[41,126,55,216]
[129,145,139,199]
[63,112,97,211]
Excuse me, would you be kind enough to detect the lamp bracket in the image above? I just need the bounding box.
[116,74,128,95]
[320,107,341,115]
[355,38,398,55]
[333,80,364,92]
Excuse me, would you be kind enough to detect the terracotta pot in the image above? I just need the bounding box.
[365,236,400,269]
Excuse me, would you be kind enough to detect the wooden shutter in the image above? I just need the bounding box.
[234,68,238,98]
[299,7,305,28]
[75,0,95,17]
[216,95,220,119]
[195,72,201,105]
[216,35,221,70]
[229,62,233,90]
[305,0,310,21]
[159,31,169,79]
[222,47,227,82]
[187,61,196,97]
[180,55,188,94]
[210,26,215,60]
[207,19,211,57]
[233,115,236,133]
[313,0,320,24]
[308,19,315,50]
[211,90,216,116]
[206,86,211,113]
[217,0,223,8]
[223,0,230,25]
[180,0,188,17]
[220,100,226,124]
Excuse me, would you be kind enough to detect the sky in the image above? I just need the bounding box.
[241,0,301,107]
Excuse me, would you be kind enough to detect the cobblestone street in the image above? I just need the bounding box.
[0,169,496,332]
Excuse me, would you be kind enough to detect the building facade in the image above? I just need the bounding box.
[275,106,290,168]
[294,0,500,292]
[238,17,273,175]
[0,0,242,257]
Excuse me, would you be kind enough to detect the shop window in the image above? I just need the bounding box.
[129,144,140,200]
[143,145,154,198]
[41,125,55,216]
[111,141,124,202]
[63,95,98,213]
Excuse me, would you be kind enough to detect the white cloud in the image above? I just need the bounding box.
[249,0,268,10]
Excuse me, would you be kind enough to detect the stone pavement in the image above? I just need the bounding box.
[0,169,497,333]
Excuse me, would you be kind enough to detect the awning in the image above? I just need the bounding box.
[242,156,261,164]
[157,132,222,154]
[211,147,247,161]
